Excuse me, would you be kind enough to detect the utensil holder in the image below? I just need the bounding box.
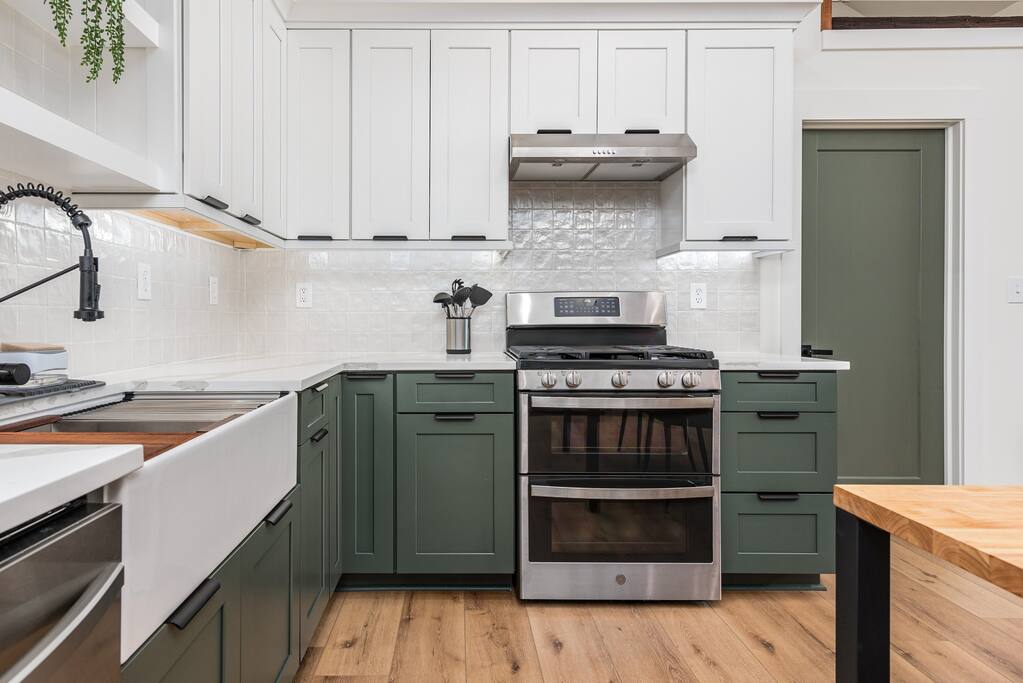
[446,318,471,355]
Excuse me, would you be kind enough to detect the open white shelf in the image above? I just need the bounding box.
[0,87,165,192]
[7,0,160,48]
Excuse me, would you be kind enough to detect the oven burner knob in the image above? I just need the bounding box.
[681,372,701,389]
[657,371,676,388]
[540,371,559,389]
[611,371,629,388]
[565,371,583,388]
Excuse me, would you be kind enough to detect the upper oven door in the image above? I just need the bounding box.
[521,393,719,475]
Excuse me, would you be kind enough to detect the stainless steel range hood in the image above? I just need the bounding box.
[509,132,697,182]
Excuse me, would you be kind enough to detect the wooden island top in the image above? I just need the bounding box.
[834,484,1023,598]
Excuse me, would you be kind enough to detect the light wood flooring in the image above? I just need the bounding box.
[296,539,1023,682]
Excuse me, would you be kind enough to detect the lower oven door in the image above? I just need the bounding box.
[519,475,720,601]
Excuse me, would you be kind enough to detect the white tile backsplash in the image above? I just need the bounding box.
[241,183,761,355]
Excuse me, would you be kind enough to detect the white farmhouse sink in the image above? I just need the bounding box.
[103,392,297,662]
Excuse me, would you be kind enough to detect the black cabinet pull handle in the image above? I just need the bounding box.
[167,579,220,630]
[756,371,800,379]
[297,234,333,241]
[451,235,487,241]
[434,372,476,380]
[625,128,660,134]
[239,214,261,226]
[372,235,408,241]
[537,129,571,134]
[200,195,228,211]
[313,382,330,393]
[346,372,388,380]
[757,493,800,502]
[721,235,758,242]
[801,344,834,358]
[756,411,800,420]
[434,413,476,421]
[311,427,329,442]
[265,499,293,526]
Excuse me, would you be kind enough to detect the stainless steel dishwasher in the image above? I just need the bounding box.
[0,501,122,683]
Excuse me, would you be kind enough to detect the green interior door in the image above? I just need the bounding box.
[802,129,944,484]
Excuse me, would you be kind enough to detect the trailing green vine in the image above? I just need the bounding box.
[45,0,126,83]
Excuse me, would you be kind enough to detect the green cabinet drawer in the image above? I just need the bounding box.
[721,413,837,493]
[721,372,837,412]
[297,377,337,444]
[123,552,240,683]
[395,413,515,573]
[342,374,395,573]
[298,437,330,655]
[238,489,300,683]
[396,372,514,413]
[722,493,835,574]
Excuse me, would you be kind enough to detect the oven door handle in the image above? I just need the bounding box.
[529,396,716,410]
[530,484,715,501]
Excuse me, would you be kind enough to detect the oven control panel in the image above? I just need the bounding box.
[554,296,620,317]
[518,369,721,392]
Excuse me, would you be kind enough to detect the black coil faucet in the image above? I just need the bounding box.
[0,183,103,321]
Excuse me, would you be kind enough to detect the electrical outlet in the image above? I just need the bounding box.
[690,283,707,309]
[296,282,312,308]
[137,263,152,300]
[209,276,219,305]
[1009,277,1023,303]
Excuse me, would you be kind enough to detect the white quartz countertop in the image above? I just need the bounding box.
[0,444,143,534]
[715,353,850,371]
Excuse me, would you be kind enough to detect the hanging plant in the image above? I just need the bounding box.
[44,0,126,83]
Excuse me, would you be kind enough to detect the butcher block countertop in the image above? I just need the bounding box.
[834,484,1023,598]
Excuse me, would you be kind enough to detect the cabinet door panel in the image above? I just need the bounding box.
[229,0,261,223]
[184,0,232,207]
[430,30,509,241]
[396,414,514,574]
[351,30,430,240]
[597,30,685,134]
[298,438,330,655]
[260,0,287,237]
[686,30,793,242]
[326,377,342,588]
[341,375,395,573]
[287,30,350,239]
[510,30,597,134]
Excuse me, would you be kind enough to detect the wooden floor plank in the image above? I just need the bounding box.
[588,603,698,682]
[650,603,774,682]
[711,591,834,681]
[892,639,1012,682]
[388,591,466,683]
[316,591,407,678]
[310,591,346,648]
[464,592,543,683]
[526,604,621,683]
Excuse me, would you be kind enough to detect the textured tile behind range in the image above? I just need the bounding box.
[241,183,761,355]
[0,171,245,376]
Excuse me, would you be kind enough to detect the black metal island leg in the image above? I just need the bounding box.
[836,508,891,682]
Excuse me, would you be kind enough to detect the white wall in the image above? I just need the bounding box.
[794,9,1023,484]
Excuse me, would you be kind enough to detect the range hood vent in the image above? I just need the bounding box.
[509,132,697,182]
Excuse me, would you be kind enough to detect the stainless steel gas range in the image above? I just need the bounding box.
[507,291,721,601]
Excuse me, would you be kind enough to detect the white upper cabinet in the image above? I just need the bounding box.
[229,0,261,224]
[287,30,351,240]
[510,31,597,134]
[260,0,287,238]
[597,30,686,134]
[184,0,232,208]
[351,30,431,240]
[684,29,794,242]
[430,30,509,242]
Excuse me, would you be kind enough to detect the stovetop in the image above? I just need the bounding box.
[507,344,718,370]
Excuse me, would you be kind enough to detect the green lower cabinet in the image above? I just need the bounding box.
[342,374,395,573]
[238,489,300,683]
[298,436,330,655]
[721,493,835,574]
[326,378,342,589]
[395,413,514,574]
[721,412,837,493]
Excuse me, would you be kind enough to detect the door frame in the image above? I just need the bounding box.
[793,119,965,484]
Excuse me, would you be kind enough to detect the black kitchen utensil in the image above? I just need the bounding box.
[467,285,492,317]
[433,292,453,319]
[452,286,472,317]
[451,279,464,296]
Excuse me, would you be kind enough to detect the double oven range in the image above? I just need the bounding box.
[507,291,721,601]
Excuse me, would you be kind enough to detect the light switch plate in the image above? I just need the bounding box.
[137,263,152,300]
[296,282,312,308]
[690,283,707,309]
[1008,277,1023,303]
[209,276,219,305]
